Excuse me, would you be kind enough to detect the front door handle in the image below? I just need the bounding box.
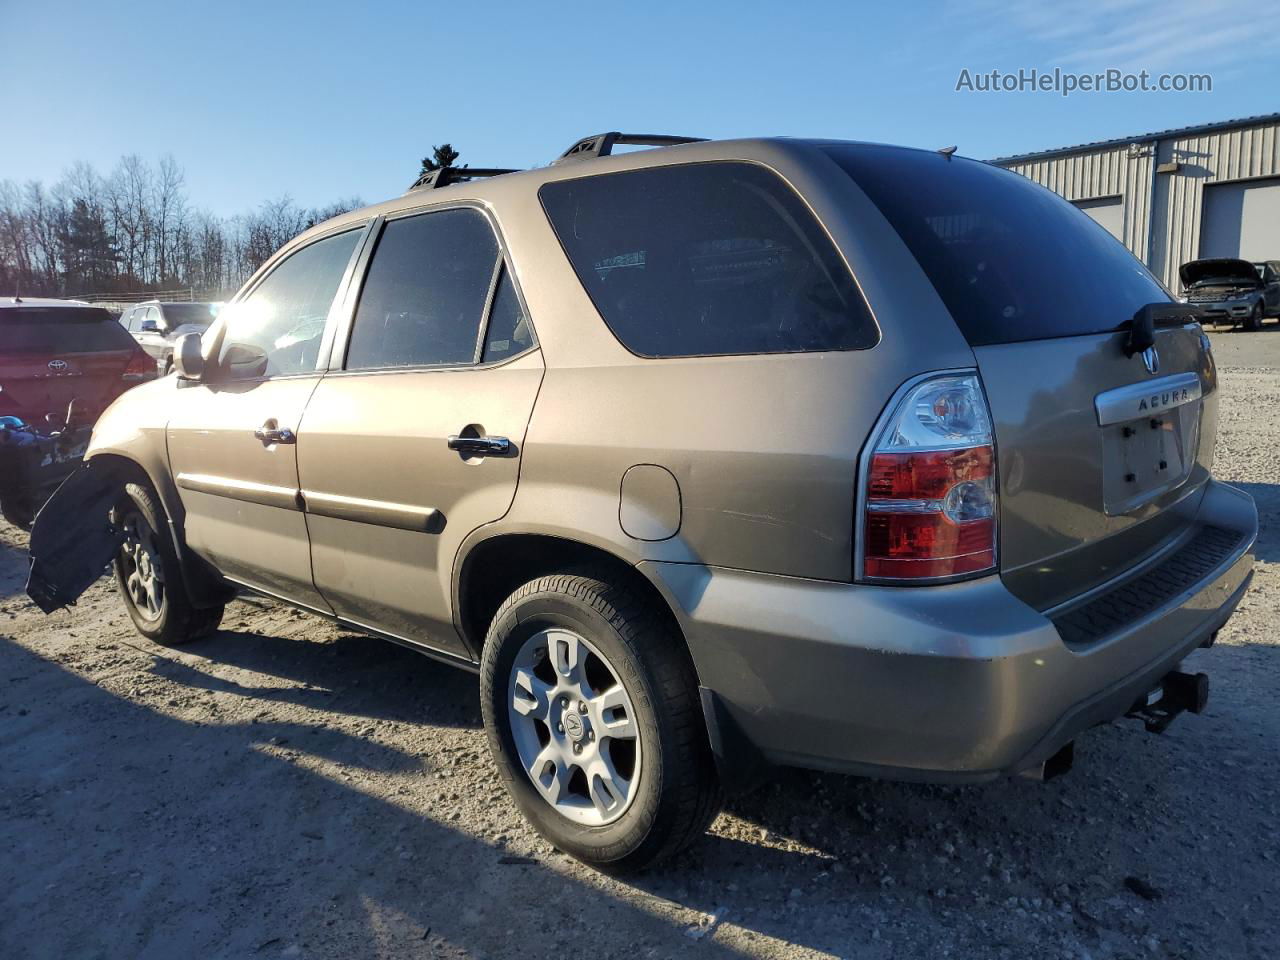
[447,434,510,457]
[254,420,296,445]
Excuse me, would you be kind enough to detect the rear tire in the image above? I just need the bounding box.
[480,569,721,873]
[112,481,223,645]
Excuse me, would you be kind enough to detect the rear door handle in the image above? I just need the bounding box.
[447,434,510,457]
[254,420,296,445]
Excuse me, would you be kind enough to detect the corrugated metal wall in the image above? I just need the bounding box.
[996,119,1280,290]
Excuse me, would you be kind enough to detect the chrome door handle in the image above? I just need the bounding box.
[447,435,510,456]
[254,422,296,445]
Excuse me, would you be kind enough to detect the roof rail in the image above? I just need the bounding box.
[552,132,707,166]
[405,166,521,194]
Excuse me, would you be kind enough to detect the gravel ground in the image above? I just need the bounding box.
[1,334,1277,960]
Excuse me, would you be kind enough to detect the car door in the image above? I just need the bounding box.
[296,206,543,655]
[1266,263,1280,314]
[166,225,368,608]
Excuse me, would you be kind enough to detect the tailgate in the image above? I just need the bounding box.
[0,305,138,423]
[976,324,1216,610]
[821,145,1221,609]
[0,349,133,422]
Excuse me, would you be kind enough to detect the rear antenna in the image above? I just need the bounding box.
[938,145,958,159]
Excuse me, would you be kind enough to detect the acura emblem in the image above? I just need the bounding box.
[47,359,68,372]
[1141,346,1160,375]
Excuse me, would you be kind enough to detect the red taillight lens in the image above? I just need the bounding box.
[122,349,156,380]
[861,374,997,582]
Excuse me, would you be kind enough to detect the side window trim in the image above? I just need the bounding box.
[326,202,539,374]
[207,220,373,383]
[472,256,506,365]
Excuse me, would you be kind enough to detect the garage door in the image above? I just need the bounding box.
[1200,177,1280,260]
[1072,196,1125,241]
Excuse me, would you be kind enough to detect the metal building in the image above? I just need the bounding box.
[992,113,1280,291]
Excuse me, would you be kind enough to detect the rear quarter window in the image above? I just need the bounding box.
[539,161,877,357]
[0,307,137,353]
[824,144,1171,346]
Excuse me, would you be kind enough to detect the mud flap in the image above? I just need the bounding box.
[699,686,772,796]
[26,460,126,613]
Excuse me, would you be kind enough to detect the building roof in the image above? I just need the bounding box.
[991,112,1280,164]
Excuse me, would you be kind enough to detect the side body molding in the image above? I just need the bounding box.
[176,472,303,511]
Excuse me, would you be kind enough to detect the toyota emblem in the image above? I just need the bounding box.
[47,359,68,372]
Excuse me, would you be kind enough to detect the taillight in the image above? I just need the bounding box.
[861,373,997,582]
[122,349,157,381]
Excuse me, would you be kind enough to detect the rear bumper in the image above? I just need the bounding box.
[642,478,1256,782]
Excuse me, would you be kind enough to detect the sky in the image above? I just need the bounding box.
[3,0,1277,218]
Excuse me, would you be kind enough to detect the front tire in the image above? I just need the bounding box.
[113,481,223,645]
[1245,303,1263,331]
[480,570,721,872]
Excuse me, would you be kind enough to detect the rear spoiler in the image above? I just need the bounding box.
[1124,302,1202,357]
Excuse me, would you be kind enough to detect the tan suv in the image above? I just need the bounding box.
[27,133,1257,872]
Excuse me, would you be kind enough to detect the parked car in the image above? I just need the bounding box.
[0,298,156,526]
[1179,257,1280,330]
[118,301,221,373]
[25,135,1256,872]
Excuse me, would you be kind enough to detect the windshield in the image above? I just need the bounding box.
[824,144,1171,345]
[161,303,219,327]
[0,307,137,353]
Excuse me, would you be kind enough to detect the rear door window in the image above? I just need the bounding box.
[539,162,877,357]
[0,307,138,352]
[824,144,1171,345]
[345,208,500,370]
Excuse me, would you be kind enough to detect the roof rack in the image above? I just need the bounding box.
[405,166,521,193]
[552,132,707,166]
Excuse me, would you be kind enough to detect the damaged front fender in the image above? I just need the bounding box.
[26,459,126,613]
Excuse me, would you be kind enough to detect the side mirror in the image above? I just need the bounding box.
[139,319,160,333]
[173,332,205,380]
[224,342,268,380]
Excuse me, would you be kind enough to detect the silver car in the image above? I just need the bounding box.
[26,133,1257,871]
[118,300,221,373]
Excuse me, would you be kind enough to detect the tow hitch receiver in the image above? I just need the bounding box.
[1128,670,1209,734]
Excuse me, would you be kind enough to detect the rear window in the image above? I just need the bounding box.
[539,162,877,357]
[161,303,219,328]
[824,145,1171,345]
[1,307,137,353]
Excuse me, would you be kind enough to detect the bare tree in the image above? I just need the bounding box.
[0,153,363,299]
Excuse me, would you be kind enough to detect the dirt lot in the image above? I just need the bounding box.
[2,332,1277,960]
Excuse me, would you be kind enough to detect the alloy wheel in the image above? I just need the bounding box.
[506,627,642,826]
[119,511,165,621]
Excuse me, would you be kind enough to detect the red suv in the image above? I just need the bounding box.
[0,298,155,525]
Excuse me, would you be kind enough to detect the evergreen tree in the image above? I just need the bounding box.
[419,143,461,176]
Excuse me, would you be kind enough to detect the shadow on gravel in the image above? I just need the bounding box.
[0,635,754,960]
[5,624,1278,957]
[150,627,484,730]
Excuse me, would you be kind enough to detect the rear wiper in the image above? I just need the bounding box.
[1124,302,1202,357]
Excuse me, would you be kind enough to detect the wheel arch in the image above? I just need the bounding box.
[84,451,231,609]
[453,531,692,670]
